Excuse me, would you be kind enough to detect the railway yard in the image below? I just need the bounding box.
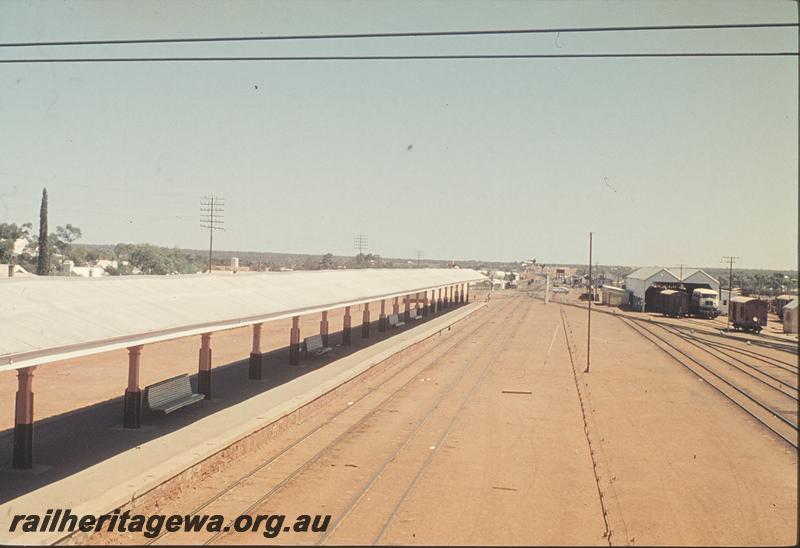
[60,290,797,546]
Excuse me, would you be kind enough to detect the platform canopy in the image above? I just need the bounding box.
[0,268,485,372]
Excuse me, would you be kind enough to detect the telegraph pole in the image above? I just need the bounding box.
[200,196,225,273]
[353,233,368,255]
[722,256,738,331]
[416,249,423,268]
[586,232,592,373]
[676,263,686,286]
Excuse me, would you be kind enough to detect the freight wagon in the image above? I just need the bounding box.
[657,289,689,318]
[729,296,768,333]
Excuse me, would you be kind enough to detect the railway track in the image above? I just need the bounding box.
[617,315,798,450]
[136,295,526,546]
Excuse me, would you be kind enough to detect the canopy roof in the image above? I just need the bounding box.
[0,268,485,372]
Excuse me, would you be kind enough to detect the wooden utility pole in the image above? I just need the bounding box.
[722,256,738,331]
[200,196,225,273]
[585,232,592,373]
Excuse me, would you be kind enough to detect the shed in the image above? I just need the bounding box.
[601,285,626,307]
[681,268,720,293]
[783,299,799,334]
[624,267,681,312]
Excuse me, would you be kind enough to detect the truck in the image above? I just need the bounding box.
[689,288,720,319]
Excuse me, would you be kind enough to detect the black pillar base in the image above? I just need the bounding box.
[198,368,212,399]
[321,333,329,347]
[123,389,142,429]
[404,311,410,322]
[343,326,351,345]
[249,352,263,380]
[422,304,429,316]
[362,322,370,338]
[379,315,387,332]
[13,422,33,469]
[289,343,300,366]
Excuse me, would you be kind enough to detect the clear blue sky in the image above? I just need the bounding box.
[0,0,797,269]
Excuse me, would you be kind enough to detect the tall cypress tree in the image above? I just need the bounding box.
[36,187,49,275]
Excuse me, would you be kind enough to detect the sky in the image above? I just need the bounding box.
[0,0,797,270]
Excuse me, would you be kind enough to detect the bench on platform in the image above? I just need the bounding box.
[388,314,405,328]
[144,374,204,414]
[304,334,332,356]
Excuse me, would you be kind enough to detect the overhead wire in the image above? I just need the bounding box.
[0,22,796,48]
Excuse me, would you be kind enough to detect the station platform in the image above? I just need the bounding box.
[0,302,485,545]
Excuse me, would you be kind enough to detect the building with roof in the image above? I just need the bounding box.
[624,267,681,312]
[783,299,798,334]
[680,268,720,292]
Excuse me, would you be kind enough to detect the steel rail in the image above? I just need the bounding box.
[136,300,497,546]
[619,317,798,449]
[204,296,527,545]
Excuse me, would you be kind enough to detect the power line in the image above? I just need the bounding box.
[0,52,796,64]
[0,22,796,49]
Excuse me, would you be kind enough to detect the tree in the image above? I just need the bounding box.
[53,224,82,255]
[36,188,49,275]
[319,253,335,270]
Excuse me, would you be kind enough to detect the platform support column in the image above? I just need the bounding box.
[423,291,430,316]
[437,288,443,310]
[320,311,330,347]
[404,294,411,322]
[123,346,143,428]
[289,316,301,365]
[362,302,371,338]
[249,324,264,380]
[466,284,470,303]
[379,299,387,332]
[416,292,422,316]
[198,333,213,399]
[343,306,352,345]
[460,284,465,304]
[13,366,36,469]
[392,297,400,316]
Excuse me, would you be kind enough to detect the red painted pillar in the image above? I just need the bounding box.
[379,299,387,332]
[437,288,443,310]
[249,324,263,380]
[404,294,411,322]
[320,311,330,346]
[289,316,301,365]
[459,284,465,304]
[392,297,400,316]
[423,291,430,316]
[416,292,422,316]
[343,306,352,345]
[362,302,371,338]
[13,367,36,469]
[198,333,213,399]
[466,283,470,302]
[123,346,143,428]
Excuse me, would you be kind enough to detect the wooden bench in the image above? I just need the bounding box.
[304,334,332,356]
[409,308,422,320]
[388,314,405,328]
[144,374,205,414]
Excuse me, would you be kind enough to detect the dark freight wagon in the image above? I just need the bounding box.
[729,296,768,333]
[657,289,689,318]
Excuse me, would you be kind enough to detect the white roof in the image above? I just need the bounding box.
[0,268,485,372]
[626,267,680,282]
[681,268,719,285]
